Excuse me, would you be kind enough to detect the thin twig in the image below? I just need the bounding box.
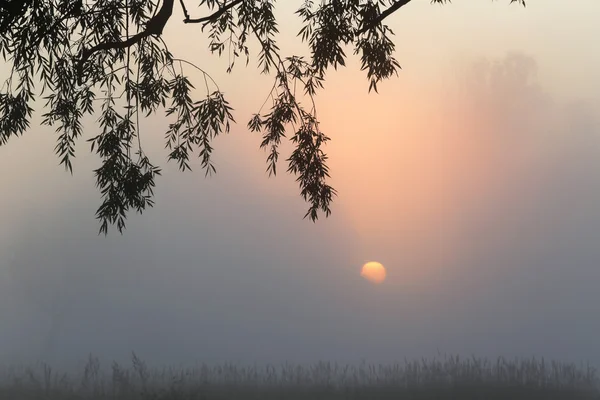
[182,0,243,23]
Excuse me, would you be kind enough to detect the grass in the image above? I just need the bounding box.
[1,353,599,399]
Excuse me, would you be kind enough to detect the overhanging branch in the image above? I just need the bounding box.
[75,0,244,84]
[183,0,244,24]
[76,0,175,83]
[356,0,412,35]
[357,0,526,35]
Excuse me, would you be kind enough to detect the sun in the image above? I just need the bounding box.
[360,261,387,284]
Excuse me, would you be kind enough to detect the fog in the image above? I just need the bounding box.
[1,1,600,375]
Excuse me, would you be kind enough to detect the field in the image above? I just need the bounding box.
[1,354,599,399]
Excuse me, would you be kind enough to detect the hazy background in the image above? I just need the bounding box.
[1,0,600,372]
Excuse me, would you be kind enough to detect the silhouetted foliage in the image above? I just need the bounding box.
[0,0,525,234]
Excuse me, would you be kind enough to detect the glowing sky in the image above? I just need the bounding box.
[1,0,600,370]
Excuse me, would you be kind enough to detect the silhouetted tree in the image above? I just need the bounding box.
[0,0,525,234]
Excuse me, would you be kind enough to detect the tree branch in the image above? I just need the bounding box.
[76,0,175,84]
[357,0,525,35]
[178,0,190,20]
[356,0,413,35]
[75,0,245,84]
[183,0,243,24]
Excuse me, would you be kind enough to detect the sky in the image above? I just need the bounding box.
[1,0,600,372]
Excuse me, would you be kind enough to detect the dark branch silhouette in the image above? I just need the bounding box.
[357,0,412,35]
[183,0,244,24]
[77,0,174,83]
[178,0,190,20]
[356,0,524,35]
[76,0,245,83]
